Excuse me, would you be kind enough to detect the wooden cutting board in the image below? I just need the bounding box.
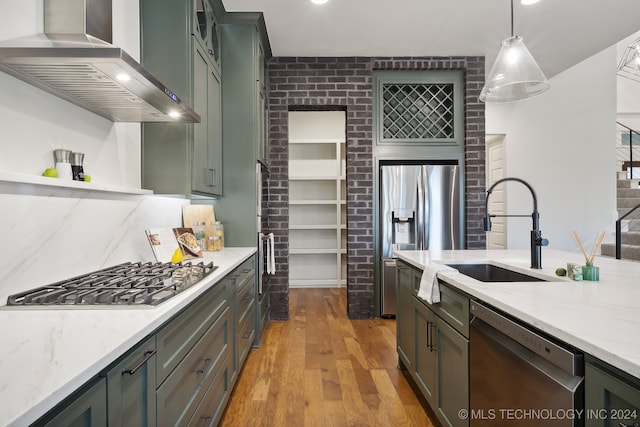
[182,205,216,237]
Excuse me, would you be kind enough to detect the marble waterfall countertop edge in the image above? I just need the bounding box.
[0,247,256,427]
[394,249,640,380]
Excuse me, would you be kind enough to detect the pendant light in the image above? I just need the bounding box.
[617,36,640,83]
[480,0,550,102]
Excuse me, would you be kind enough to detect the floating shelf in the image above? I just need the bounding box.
[0,171,153,195]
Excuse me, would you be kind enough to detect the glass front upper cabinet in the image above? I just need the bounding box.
[194,0,220,66]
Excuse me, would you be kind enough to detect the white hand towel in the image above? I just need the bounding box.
[417,263,457,304]
[266,233,276,275]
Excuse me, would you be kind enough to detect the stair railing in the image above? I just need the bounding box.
[615,201,640,259]
[617,122,640,178]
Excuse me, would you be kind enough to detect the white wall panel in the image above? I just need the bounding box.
[486,47,618,252]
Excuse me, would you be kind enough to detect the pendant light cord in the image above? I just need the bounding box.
[510,0,514,37]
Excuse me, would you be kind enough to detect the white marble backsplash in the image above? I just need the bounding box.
[0,182,188,303]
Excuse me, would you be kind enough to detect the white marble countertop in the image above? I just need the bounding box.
[0,247,256,427]
[394,249,640,380]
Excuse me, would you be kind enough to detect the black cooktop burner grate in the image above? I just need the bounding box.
[6,261,217,306]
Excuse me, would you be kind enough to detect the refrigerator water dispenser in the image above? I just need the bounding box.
[391,210,416,250]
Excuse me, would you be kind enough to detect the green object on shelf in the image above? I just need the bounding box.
[582,262,600,281]
[555,267,567,276]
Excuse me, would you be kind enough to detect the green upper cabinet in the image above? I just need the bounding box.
[373,71,464,147]
[194,0,222,69]
[212,14,271,246]
[221,15,270,166]
[192,41,223,195]
[140,0,224,197]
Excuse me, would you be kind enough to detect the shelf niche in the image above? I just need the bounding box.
[288,111,347,288]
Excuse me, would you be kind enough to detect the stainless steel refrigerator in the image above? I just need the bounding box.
[380,162,461,316]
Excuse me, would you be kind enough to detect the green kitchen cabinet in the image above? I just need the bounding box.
[414,283,469,427]
[585,355,640,427]
[155,277,230,385]
[221,16,269,166]
[414,299,437,405]
[38,378,107,427]
[140,0,223,197]
[396,260,469,427]
[211,14,271,247]
[33,253,257,427]
[229,256,257,383]
[373,70,464,148]
[414,288,469,427]
[396,260,414,371]
[156,307,232,425]
[105,337,157,427]
[185,353,233,426]
[431,306,469,427]
[192,41,223,196]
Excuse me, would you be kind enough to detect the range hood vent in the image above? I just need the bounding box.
[0,0,200,123]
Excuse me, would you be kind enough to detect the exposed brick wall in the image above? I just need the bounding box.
[267,56,485,320]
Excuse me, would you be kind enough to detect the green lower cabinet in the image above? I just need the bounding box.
[187,353,234,426]
[230,256,257,383]
[396,260,469,427]
[435,314,469,427]
[35,255,257,427]
[157,308,232,426]
[40,378,107,427]
[414,300,437,405]
[585,356,640,427]
[106,336,157,427]
[414,297,469,427]
[396,261,414,371]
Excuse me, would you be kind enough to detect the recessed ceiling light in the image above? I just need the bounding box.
[310,0,329,4]
[521,0,541,5]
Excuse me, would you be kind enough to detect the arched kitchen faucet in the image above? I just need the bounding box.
[484,177,549,269]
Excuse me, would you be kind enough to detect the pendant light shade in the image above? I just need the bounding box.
[617,37,640,83]
[480,1,550,102]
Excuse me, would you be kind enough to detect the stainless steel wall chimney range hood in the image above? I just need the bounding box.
[0,0,201,123]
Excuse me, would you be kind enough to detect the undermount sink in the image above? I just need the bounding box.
[445,263,547,283]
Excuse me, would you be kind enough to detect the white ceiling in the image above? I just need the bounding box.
[221,0,640,78]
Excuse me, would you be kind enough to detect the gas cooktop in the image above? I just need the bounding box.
[6,261,216,307]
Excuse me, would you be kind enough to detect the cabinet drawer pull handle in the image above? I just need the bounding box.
[208,169,214,188]
[195,357,213,375]
[122,350,156,376]
[425,321,431,350]
[242,331,251,339]
[429,323,438,352]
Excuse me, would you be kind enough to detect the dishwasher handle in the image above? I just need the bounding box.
[470,300,582,376]
[472,317,583,393]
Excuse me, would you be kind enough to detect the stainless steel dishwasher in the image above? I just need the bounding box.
[469,301,584,427]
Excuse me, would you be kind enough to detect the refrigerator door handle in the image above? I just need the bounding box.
[416,165,428,250]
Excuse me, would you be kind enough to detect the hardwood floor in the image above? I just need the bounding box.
[220,288,435,426]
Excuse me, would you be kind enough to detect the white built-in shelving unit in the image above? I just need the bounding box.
[288,111,347,288]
